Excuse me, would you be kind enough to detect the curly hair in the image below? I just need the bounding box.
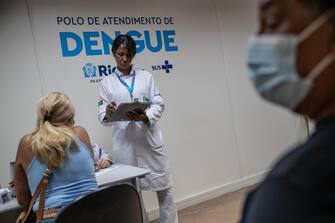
[30,92,77,169]
[112,34,137,58]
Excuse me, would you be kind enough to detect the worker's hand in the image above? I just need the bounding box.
[124,108,149,123]
[97,159,112,169]
[105,102,117,120]
[9,180,14,188]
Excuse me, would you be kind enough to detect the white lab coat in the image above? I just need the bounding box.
[98,66,172,191]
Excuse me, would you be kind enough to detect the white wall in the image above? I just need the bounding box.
[214,0,301,178]
[0,0,307,219]
[0,0,43,186]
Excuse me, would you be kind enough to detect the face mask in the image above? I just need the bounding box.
[247,11,335,109]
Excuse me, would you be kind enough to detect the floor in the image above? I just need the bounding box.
[150,185,254,223]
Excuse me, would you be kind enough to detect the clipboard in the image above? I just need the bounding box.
[110,102,151,122]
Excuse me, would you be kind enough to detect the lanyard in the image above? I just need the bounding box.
[114,67,136,99]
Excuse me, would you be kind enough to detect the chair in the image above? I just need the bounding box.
[54,183,143,223]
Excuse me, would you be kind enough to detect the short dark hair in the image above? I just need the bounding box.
[112,34,136,57]
[300,0,335,13]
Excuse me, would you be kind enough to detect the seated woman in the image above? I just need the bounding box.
[14,92,97,223]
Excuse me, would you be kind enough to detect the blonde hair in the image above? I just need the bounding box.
[30,92,77,169]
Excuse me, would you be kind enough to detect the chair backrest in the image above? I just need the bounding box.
[54,183,143,223]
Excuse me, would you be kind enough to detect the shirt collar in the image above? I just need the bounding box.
[115,65,135,77]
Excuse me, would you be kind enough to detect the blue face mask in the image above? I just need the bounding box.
[247,12,335,109]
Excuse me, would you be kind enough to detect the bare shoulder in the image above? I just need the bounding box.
[73,126,93,150]
[73,126,89,142]
[16,134,34,170]
[73,125,87,136]
[17,134,32,155]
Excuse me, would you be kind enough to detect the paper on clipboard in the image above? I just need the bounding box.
[110,102,151,122]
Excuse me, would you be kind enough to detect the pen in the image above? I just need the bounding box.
[100,95,110,105]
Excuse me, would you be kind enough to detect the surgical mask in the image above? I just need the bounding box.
[247,11,335,109]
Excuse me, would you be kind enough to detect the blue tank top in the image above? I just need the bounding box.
[27,139,97,211]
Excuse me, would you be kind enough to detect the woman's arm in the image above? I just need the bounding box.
[145,73,165,126]
[14,136,32,207]
[74,126,94,158]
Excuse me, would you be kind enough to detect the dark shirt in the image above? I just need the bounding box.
[240,116,335,223]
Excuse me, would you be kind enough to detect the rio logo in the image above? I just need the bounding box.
[82,63,114,78]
